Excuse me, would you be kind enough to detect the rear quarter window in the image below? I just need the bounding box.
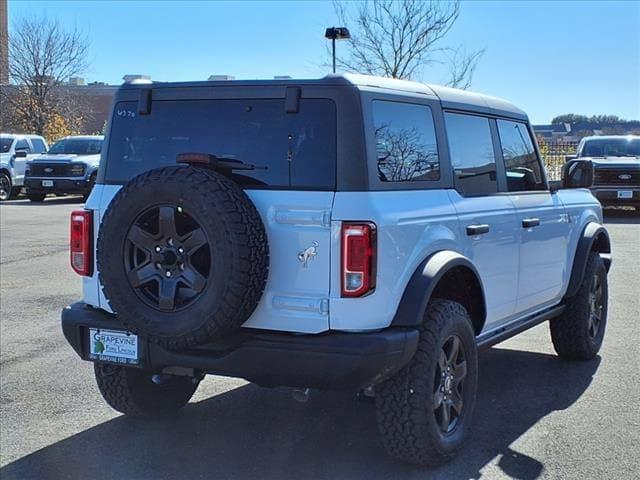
[105,98,337,189]
[372,100,440,182]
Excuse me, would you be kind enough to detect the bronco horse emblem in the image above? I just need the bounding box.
[298,241,319,268]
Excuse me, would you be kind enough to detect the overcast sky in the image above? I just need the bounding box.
[9,0,640,123]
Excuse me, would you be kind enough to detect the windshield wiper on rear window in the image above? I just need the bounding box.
[176,153,267,171]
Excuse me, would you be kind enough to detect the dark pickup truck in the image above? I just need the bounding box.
[571,135,640,211]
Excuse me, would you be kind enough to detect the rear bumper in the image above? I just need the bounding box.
[25,177,91,195]
[61,302,419,391]
[591,187,640,205]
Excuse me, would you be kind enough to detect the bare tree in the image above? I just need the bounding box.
[333,0,484,89]
[1,16,89,136]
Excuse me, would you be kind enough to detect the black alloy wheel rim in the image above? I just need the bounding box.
[588,273,604,339]
[433,335,467,434]
[124,205,211,312]
[0,174,10,200]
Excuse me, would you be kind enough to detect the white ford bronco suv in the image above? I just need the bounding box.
[61,74,612,466]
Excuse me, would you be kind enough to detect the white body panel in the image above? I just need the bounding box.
[446,190,520,330]
[86,185,334,333]
[85,183,603,335]
[508,192,570,313]
[330,190,460,331]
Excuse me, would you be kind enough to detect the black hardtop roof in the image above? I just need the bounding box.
[118,73,528,121]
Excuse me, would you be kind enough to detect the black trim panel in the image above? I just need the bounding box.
[564,222,612,299]
[476,305,565,350]
[391,251,486,328]
[61,302,419,391]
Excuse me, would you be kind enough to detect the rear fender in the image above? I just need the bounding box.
[391,250,486,331]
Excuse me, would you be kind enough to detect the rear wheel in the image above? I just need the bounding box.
[0,173,13,201]
[27,192,46,202]
[94,363,199,417]
[376,299,478,466]
[550,251,608,360]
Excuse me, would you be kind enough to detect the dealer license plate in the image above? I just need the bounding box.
[42,180,54,187]
[89,328,138,364]
[617,190,632,199]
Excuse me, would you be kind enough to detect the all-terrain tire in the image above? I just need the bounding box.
[376,299,478,466]
[550,251,608,360]
[94,363,199,417]
[98,166,268,350]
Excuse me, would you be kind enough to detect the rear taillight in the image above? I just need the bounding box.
[341,222,376,297]
[70,210,93,276]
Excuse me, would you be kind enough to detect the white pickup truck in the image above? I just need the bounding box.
[0,133,48,200]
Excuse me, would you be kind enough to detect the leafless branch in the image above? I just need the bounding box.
[333,0,483,89]
[1,16,89,135]
[445,46,484,90]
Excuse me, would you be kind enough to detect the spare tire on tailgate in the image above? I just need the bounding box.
[98,166,269,350]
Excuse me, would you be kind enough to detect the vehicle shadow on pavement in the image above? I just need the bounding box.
[1,348,600,480]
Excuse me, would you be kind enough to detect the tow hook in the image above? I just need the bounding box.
[151,374,173,385]
[152,369,205,385]
[292,387,311,403]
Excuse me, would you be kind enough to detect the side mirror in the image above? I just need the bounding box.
[564,154,577,162]
[562,159,593,189]
[14,150,28,158]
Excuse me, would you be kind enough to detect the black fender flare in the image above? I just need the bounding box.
[391,250,486,330]
[564,222,612,299]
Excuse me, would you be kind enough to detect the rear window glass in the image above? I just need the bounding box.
[105,99,337,188]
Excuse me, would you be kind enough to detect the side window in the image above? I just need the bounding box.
[15,139,31,153]
[30,138,48,153]
[444,112,497,196]
[372,100,440,182]
[497,120,545,191]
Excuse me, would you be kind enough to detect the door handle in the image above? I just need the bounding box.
[522,218,540,228]
[466,224,490,236]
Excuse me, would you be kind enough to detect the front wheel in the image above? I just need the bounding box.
[0,173,14,201]
[550,251,608,360]
[94,363,200,417]
[376,299,478,466]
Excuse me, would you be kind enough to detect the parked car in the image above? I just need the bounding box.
[0,133,49,201]
[24,135,104,202]
[571,135,640,210]
[61,74,611,466]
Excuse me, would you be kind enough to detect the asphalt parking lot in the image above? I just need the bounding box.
[0,197,638,480]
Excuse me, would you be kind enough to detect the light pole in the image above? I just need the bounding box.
[325,27,351,74]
